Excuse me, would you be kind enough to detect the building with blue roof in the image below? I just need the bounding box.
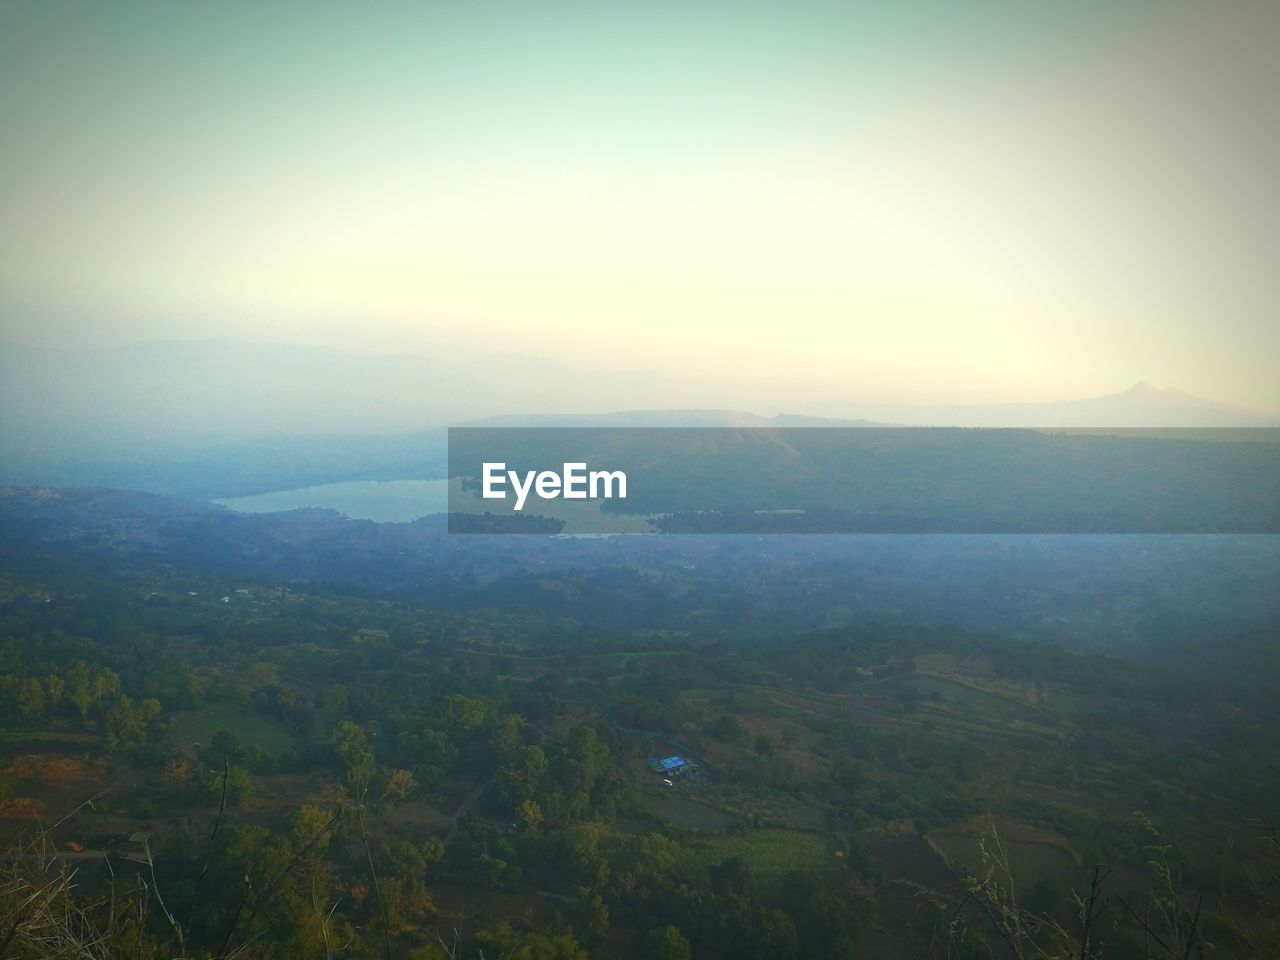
[647,755,688,774]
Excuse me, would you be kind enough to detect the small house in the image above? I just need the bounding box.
[647,755,688,775]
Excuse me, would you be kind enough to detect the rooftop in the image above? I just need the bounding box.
[648,755,688,772]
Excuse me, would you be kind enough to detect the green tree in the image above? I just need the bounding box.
[64,661,120,722]
[205,765,254,806]
[443,694,491,729]
[499,745,547,806]
[519,798,544,835]
[103,695,161,756]
[210,729,245,763]
[707,713,746,743]
[329,719,375,795]
[16,678,45,720]
[645,924,692,960]
[43,673,64,711]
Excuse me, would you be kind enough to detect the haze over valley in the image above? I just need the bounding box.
[3,339,1275,500]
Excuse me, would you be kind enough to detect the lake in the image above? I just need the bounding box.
[214,479,450,523]
[215,477,655,532]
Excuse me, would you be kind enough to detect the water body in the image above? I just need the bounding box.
[214,479,450,523]
[216,477,655,532]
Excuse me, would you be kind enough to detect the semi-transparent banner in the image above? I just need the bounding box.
[446,427,1280,534]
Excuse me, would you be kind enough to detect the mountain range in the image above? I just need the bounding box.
[2,339,1275,498]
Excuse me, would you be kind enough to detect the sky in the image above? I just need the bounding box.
[1,0,1277,410]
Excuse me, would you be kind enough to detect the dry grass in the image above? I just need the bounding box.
[6,754,102,785]
[0,797,46,821]
[1,806,156,959]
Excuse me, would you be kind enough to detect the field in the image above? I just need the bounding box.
[929,829,1079,891]
[0,728,97,755]
[689,828,837,882]
[643,793,736,833]
[164,707,298,755]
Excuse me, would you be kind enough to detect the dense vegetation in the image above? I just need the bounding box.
[1,487,1277,958]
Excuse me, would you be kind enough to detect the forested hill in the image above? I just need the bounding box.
[2,485,1277,666]
[1,487,1278,957]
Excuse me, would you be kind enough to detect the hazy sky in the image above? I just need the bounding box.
[2,1,1277,409]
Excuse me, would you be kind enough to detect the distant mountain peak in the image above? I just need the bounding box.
[1122,380,1174,399]
[1117,381,1220,406]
